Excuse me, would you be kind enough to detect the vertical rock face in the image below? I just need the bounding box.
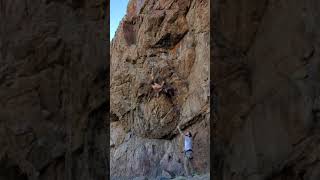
[0,0,107,180]
[213,0,320,179]
[111,0,209,178]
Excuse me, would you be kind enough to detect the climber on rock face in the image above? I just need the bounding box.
[163,83,175,98]
[177,124,196,177]
[150,72,175,99]
[151,80,164,97]
[151,80,175,98]
[150,73,163,96]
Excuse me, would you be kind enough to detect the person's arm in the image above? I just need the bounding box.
[177,125,183,136]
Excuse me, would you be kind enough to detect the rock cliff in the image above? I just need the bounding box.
[110,0,210,179]
[213,0,320,179]
[0,0,107,180]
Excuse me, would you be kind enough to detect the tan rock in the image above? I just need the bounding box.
[111,0,209,178]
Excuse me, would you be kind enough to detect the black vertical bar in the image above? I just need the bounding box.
[210,0,220,179]
[105,0,110,179]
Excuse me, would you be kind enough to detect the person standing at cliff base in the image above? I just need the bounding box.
[177,125,196,177]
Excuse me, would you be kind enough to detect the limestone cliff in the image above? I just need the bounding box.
[0,0,107,180]
[213,0,320,179]
[110,0,210,179]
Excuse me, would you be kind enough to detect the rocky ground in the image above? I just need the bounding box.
[131,173,210,180]
[172,174,210,180]
[110,0,209,179]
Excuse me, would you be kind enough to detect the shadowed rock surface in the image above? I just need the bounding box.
[0,0,108,180]
[213,0,320,179]
[110,0,209,179]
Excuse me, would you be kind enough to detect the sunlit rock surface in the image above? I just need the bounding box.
[110,0,210,179]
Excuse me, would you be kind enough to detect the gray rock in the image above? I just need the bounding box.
[156,176,170,180]
[133,176,148,180]
[162,170,172,179]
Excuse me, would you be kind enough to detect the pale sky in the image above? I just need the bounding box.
[110,0,130,41]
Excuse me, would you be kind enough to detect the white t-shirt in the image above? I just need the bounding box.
[184,135,192,151]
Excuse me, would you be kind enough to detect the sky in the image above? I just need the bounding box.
[110,0,130,41]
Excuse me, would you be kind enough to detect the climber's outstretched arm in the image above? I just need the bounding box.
[177,125,183,136]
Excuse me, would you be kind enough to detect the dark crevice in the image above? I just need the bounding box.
[153,30,188,49]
